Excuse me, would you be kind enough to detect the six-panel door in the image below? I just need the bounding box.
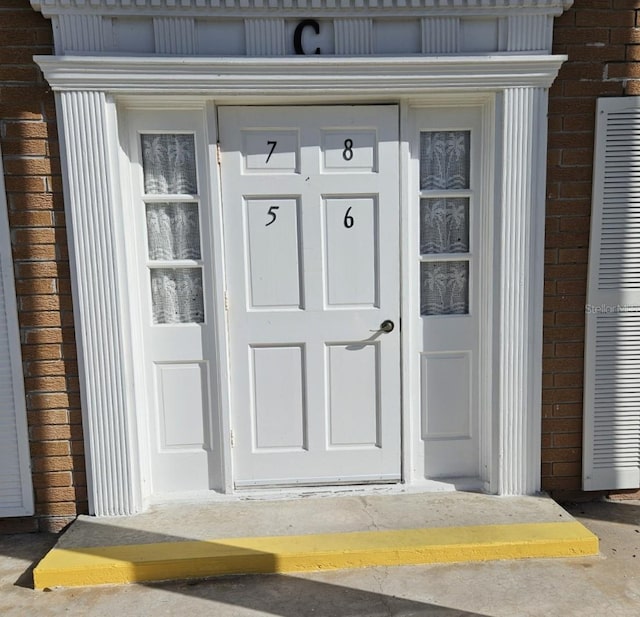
[219,106,401,486]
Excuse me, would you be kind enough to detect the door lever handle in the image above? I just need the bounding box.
[369,320,395,334]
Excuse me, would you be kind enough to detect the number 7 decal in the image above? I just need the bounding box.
[266,140,277,164]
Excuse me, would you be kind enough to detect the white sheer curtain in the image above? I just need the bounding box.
[420,261,469,315]
[419,130,471,315]
[146,203,201,260]
[150,269,204,324]
[420,197,469,254]
[141,133,204,324]
[420,131,470,190]
[141,134,197,195]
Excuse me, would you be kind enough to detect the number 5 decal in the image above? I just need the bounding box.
[266,205,280,227]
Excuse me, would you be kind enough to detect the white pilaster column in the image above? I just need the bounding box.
[497,86,548,495]
[57,91,140,515]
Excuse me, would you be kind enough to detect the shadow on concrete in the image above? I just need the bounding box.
[2,523,492,617]
[150,571,492,617]
[0,532,57,589]
[562,500,640,528]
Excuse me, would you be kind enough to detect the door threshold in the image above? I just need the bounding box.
[148,482,403,506]
[147,479,487,507]
[234,477,400,491]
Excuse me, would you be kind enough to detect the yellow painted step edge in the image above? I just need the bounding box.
[33,521,599,589]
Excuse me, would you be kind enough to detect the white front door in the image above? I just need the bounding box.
[219,106,401,487]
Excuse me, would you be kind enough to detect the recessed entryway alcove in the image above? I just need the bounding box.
[31,0,570,515]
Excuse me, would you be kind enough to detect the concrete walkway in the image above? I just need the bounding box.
[1,497,639,615]
[53,491,584,545]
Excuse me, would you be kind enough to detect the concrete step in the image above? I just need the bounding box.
[33,490,599,589]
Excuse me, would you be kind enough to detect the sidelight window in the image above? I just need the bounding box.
[419,130,471,316]
[140,133,204,324]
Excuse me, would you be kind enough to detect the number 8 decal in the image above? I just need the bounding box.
[342,138,354,161]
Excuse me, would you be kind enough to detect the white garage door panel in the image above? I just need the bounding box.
[0,144,34,517]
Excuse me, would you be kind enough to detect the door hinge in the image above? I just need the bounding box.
[216,142,221,166]
[230,429,235,447]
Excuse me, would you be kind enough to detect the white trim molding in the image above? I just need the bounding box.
[57,91,142,515]
[36,55,566,94]
[33,0,574,13]
[32,1,573,55]
[495,86,549,495]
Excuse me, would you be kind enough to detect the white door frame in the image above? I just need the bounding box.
[37,55,562,514]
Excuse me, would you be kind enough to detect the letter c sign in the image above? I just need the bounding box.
[294,19,320,55]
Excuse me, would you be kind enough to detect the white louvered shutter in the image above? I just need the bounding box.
[0,144,34,516]
[584,97,640,491]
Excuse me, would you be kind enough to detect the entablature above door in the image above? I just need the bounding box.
[31,0,573,56]
[35,54,566,95]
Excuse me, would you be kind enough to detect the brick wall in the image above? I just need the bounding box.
[543,0,640,497]
[0,0,86,532]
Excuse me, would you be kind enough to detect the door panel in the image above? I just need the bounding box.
[245,198,302,308]
[156,363,207,449]
[251,345,306,451]
[219,106,400,487]
[324,196,378,307]
[327,343,380,447]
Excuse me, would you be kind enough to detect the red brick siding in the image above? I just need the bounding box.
[0,0,86,533]
[544,0,640,496]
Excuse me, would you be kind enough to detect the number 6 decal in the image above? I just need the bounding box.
[343,206,354,229]
[266,205,280,227]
